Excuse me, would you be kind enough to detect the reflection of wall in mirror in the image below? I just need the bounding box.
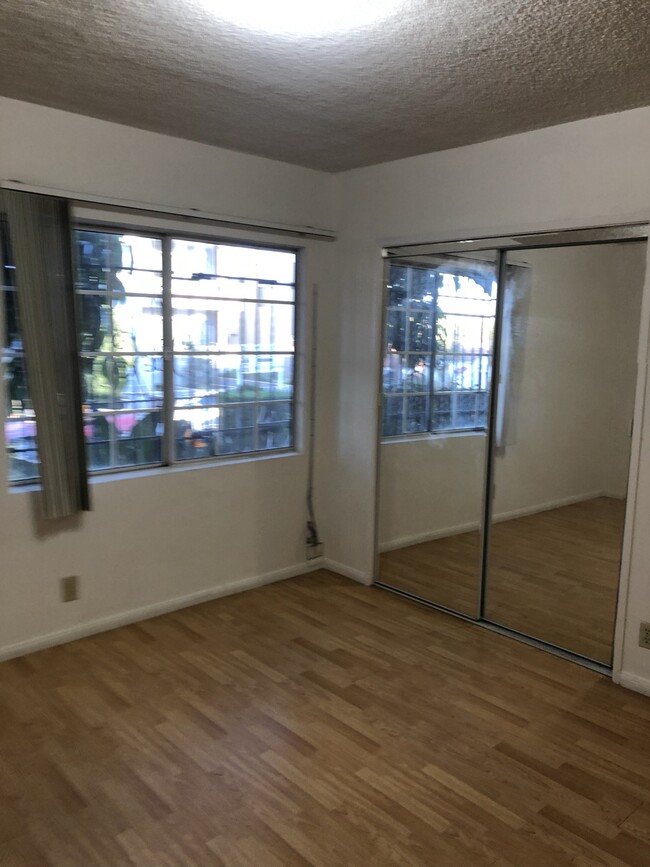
[379,242,646,551]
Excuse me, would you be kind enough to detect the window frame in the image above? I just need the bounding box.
[3,220,302,485]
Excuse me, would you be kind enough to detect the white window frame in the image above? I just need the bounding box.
[3,218,302,485]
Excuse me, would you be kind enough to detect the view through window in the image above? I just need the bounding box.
[2,228,297,483]
[383,261,496,438]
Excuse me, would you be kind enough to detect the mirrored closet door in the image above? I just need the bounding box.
[484,241,647,663]
[377,251,499,617]
[376,226,648,667]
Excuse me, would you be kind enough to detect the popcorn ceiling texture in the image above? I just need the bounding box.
[1,0,648,172]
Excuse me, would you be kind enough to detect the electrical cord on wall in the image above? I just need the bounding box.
[306,282,321,550]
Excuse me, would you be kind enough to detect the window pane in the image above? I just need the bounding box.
[171,240,296,285]
[6,414,39,482]
[382,395,404,437]
[408,268,437,307]
[431,409,453,432]
[216,354,256,402]
[73,230,165,474]
[174,407,219,461]
[215,404,259,455]
[172,275,294,305]
[173,397,293,461]
[404,354,429,392]
[386,309,406,352]
[216,402,257,456]
[432,270,495,432]
[382,347,406,392]
[258,401,292,450]
[170,240,217,279]
[169,239,296,460]
[76,232,163,370]
[2,224,40,483]
[85,409,162,471]
[215,244,296,284]
[256,355,293,400]
[172,298,293,354]
[258,284,295,303]
[5,352,38,481]
[387,265,408,307]
[214,426,256,456]
[405,395,429,433]
[405,310,433,352]
[174,355,217,405]
[220,403,256,432]
[259,303,294,352]
[174,353,294,406]
[81,355,163,411]
[79,295,163,354]
[75,232,163,287]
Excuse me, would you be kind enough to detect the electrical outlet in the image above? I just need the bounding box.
[61,575,79,602]
[639,622,650,649]
[306,543,324,561]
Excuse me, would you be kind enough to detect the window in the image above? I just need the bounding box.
[2,227,298,484]
[1,224,37,482]
[382,261,496,438]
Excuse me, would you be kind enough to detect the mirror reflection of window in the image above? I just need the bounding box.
[382,260,498,438]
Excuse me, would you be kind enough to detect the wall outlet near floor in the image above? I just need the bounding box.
[60,575,79,602]
[639,622,650,649]
[306,543,324,561]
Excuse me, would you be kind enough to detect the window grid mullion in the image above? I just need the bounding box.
[428,273,439,434]
[162,236,175,467]
[404,268,413,435]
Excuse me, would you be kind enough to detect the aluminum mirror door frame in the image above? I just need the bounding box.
[374,250,506,620]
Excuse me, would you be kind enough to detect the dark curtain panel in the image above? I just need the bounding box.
[2,190,90,517]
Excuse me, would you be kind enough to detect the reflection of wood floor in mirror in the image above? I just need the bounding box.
[379,497,625,664]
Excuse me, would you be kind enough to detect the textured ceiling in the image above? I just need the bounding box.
[1,0,649,172]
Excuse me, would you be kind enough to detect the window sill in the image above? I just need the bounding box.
[8,447,300,494]
[381,430,486,446]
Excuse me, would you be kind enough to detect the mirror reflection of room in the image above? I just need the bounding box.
[486,242,646,663]
[378,253,498,616]
[377,238,647,666]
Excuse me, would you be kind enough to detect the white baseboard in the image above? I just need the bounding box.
[492,490,605,524]
[379,491,608,553]
[379,521,479,553]
[0,561,321,662]
[603,491,627,501]
[323,558,373,586]
[614,671,650,697]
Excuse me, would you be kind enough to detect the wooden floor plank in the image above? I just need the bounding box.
[380,497,624,662]
[1,570,649,865]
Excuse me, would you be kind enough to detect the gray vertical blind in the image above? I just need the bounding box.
[2,190,89,517]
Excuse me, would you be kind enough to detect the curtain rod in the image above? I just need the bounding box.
[1,180,337,242]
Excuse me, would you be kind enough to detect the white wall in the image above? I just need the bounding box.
[602,246,646,498]
[379,434,486,550]
[0,98,335,657]
[492,245,643,515]
[321,106,650,689]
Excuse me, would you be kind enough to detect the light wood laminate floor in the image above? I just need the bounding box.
[2,569,650,865]
[380,497,625,663]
